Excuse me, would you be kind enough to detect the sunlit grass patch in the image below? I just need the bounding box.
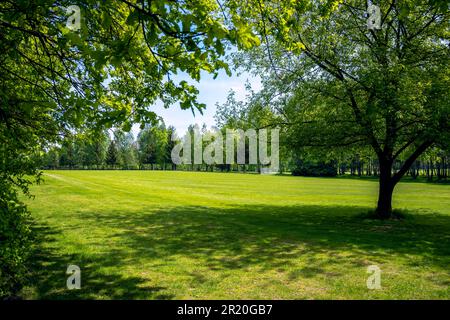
[22,170,450,299]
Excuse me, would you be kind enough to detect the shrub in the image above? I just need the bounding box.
[0,184,32,299]
[292,160,337,177]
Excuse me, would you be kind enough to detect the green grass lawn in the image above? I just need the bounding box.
[22,170,450,299]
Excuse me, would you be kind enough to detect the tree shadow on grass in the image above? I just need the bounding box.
[29,204,450,299]
[28,224,174,299]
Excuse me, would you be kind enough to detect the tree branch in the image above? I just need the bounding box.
[392,140,434,184]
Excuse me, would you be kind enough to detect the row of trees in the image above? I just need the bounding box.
[290,151,450,180]
[335,151,450,180]
[42,124,176,170]
[42,122,275,172]
[41,113,450,181]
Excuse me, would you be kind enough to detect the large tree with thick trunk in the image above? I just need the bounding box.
[236,0,450,218]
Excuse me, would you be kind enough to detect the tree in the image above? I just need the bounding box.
[106,139,119,168]
[238,0,450,218]
[165,126,178,170]
[152,124,169,169]
[115,130,138,169]
[59,138,75,168]
[73,134,88,168]
[137,124,168,169]
[42,147,60,169]
[86,131,109,169]
[215,86,283,172]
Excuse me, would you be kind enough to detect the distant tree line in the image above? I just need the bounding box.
[290,149,449,181]
[42,124,175,171]
[40,84,449,180]
[41,114,449,182]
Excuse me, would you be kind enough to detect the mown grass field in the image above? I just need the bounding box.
[23,170,450,299]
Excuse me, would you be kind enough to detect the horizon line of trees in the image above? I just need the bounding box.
[40,122,449,181]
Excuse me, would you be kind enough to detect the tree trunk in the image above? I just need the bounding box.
[374,141,433,219]
[375,160,395,219]
[376,180,394,219]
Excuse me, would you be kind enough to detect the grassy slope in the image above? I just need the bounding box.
[23,170,450,299]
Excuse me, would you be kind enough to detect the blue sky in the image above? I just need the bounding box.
[132,69,261,136]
